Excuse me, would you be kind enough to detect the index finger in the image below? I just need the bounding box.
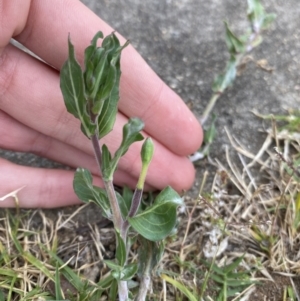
[11,0,203,155]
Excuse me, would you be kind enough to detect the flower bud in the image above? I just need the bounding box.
[141,138,154,166]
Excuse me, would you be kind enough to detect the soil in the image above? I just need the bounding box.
[1,0,300,299]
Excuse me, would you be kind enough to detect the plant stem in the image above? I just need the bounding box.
[200,27,264,126]
[200,93,220,125]
[135,241,153,301]
[136,275,151,301]
[123,188,143,236]
[91,134,124,233]
[118,280,129,301]
[128,188,143,217]
[91,134,128,300]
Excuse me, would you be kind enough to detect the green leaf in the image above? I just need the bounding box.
[83,32,129,139]
[54,264,64,300]
[224,22,245,55]
[114,117,144,157]
[128,187,182,241]
[97,273,115,289]
[119,263,138,281]
[60,36,96,138]
[116,231,126,266]
[262,13,276,29]
[73,168,111,218]
[40,244,85,292]
[108,279,118,301]
[161,274,198,301]
[0,290,5,301]
[247,0,276,31]
[116,191,130,218]
[223,255,245,274]
[137,237,165,277]
[104,260,122,271]
[101,144,112,180]
[212,57,237,93]
[104,118,144,180]
[122,186,134,210]
[105,260,137,281]
[58,31,129,141]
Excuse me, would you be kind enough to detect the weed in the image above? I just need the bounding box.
[60,31,182,300]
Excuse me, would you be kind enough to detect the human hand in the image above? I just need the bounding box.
[0,0,203,208]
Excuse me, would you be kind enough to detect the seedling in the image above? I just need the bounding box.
[200,0,276,125]
[192,0,276,163]
[60,31,182,300]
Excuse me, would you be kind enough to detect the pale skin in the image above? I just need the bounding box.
[0,0,203,208]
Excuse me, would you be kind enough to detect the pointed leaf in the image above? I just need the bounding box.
[60,36,96,138]
[101,144,112,180]
[223,255,245,274]
[116,117,145,157]
[128,187,182,241]
[247,0,276,31]
[81,32,129,139]
[138,237,165,277]
[104,260,122,272]
[116,191,130,218]
[119,263,138,281]
[224,22,245,55]
[122,186,134,210]
[94,34,129,138]
[103,118,144,180]
[161,274,198,301]
[73,168,111,218]
[116,231,126,266]
[212,57,237,93]
[54,264,64,300]
[108,279,118,301]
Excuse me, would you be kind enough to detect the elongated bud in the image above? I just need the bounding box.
[141,138,154,166]
[137,138,154,190]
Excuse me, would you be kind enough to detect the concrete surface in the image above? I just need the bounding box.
[1,0,300,196]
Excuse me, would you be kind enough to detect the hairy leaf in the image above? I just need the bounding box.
[73,168,111,218]
[128,187,182,241]
[83,32,129,138]
[60,36,96,138]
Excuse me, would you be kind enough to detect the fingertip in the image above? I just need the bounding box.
[146,149,196,193]
[172,107,203,156]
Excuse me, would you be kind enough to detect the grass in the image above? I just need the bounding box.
[1,112,300,300]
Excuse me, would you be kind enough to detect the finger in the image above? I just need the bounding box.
[0,0,31,50]
[0,157,81,208]
[0,110,142,189]
[0,44,196,191]
[12,0,203,156]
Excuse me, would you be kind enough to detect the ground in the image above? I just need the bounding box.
[1,0,300,300]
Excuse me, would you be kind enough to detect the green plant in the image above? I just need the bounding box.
[283,285,297,301]
[201,255,256,301]
[60,31,182,301]
[191,0,275,163]
[200,0,276,125]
